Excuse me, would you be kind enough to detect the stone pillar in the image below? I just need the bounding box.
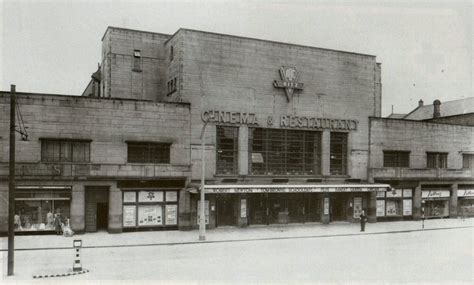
[321,195,330,224]
[450,183,458,218]
[367,192,377,223]
[70,184,85,234]
[0,182,9,235]
[178,189,192,230]
[321,130,331,176]
[413,184,422,220]
[239,125,249,175]
[108,183,122,233]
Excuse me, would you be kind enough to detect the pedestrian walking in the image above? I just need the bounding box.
[359,209,367,232]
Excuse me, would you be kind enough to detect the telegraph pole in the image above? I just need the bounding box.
[8,84,16,276]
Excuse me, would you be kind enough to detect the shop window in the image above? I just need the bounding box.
[330,132,347,175]
[41,139,90,163]
[427,152,447,168]
[14,188,71,232]
[133,50,141,71]
[383,151,409,167]
[127,142,170,163]
[462,154,474,169]
[248,128,321,175]
[216,126,239,175]
[122,190,179,228]
[377,188,413,217]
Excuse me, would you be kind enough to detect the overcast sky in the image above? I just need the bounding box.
[1,0,472,116]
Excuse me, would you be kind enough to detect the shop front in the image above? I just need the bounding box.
[421,189,450,218]
[189,184,389,227]
[457,187,474,217]
[14,186,71,234]
[376,188,413,221]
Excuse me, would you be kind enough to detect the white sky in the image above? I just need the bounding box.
[1,0,472,116]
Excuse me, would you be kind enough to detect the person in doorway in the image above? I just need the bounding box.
[54,213,63,235]
[359,209,367,232]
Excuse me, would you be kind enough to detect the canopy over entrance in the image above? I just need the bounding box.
[188,184,390,194]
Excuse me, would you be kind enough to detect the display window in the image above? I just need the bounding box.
[458,199,474,217]
[14,188,71,232]
[424,200,449,218]
[122,190,179,228]
[377,188,413,218]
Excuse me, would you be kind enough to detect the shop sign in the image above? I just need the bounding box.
[403,200,412,216]
[457,189,474,197]
[376,200,385,217]
[138,191,163,202]
[240,199,247,218]
[138,205,163,226]
[403,189,413,198]
[165,205,178,225]
[197,200,210,225]
[422,190,450,199]
[376,191,385,198]
[200,111,358,131]
[386,189,402,198]
[123,192,136,203]
[123,205,136,227]
[203,186,387,194]
[273,66,304,102]
[353,197,363,219]
[165,191,178,202]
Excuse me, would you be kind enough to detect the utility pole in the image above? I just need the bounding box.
[199,120,209,241]
[8,85,16,276]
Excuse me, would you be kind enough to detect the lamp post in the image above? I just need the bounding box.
[8,85,16,276]
[199,119,210,241]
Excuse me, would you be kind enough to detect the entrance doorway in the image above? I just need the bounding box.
[216,195,236,226]
[85,186,109,232]
[330,193,348,222]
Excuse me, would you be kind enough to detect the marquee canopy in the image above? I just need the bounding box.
[188,184,391,194]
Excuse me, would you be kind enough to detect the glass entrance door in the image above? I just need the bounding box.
[216,195,237,226]
[330,193,347,221]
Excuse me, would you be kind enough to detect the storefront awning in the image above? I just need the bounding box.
[187,184,390,194]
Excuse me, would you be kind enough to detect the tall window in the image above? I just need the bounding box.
[249,128,321,175]
[330,132,348,175]
[427,152,448,168]
[463,154,474,169]
[133,50,141,71]
[127,142,170,163]
[41,139,90,162]
[383,151,410,167]
[216,126,239,175]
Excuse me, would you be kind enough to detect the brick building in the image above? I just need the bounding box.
[0,27,472,235]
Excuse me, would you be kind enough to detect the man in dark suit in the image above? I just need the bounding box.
[359,210,367,232]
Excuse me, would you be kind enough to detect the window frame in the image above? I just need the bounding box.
[40,139,91,163]
[330,132,348,175]
[383,150,410,168]
[426,152,448,169]
[133,49,142,71]
[216,126,239,175]
[127,142,171,164]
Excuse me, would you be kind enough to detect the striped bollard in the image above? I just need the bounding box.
[73,240,82,272]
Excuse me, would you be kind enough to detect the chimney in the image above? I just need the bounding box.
[433,99,441,118]
[418,99,423,107]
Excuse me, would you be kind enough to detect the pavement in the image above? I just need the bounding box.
[1,217,473,251]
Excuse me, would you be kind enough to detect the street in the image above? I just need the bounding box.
[2,227,473,283]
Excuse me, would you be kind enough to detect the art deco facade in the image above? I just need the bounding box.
[0,27,472,235]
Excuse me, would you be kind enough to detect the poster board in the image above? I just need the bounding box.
[123,205,136,227]
[165,205,178,225]
[353,197,363,218]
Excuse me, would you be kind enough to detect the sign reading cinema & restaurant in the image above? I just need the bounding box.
[201,110,358,131]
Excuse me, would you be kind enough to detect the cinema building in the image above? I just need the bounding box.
[0,27,472,235]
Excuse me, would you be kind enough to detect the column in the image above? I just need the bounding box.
[321,130,331,176]
[450,183,458,218]
[70,184,85,234]
[178,189,192,230]
[413,184,422,220]
[108,183,122,233]
[238,125,249,175]
[367,192,377,223]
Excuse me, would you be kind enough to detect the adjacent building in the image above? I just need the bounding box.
[0,27,472,235]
